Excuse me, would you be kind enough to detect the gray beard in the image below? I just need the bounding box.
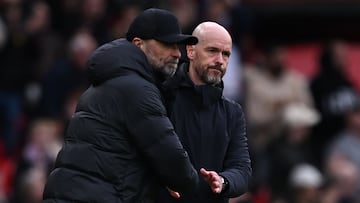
[197,68,222,85]
[204,74,221,85]
[161,65,177,78]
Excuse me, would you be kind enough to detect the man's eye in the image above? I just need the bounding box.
[223,52,231,57]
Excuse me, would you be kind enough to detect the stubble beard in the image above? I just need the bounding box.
[160,64,177,77]
[146,53,178,78]
[196,65,224,85]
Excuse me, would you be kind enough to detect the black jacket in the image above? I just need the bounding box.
[43,39,198,203]
[157,63,252,203]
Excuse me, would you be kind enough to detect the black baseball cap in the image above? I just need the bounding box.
[126,8,198,45]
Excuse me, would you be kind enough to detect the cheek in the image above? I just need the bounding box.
[148,45,164,59]
[221,68,227,76]
[148,48,164,63]
[194,52,208,61]
[156,51,169,62]
[222,61,229,71]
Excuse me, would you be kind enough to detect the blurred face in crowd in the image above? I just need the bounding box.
[69,31,97,69]
[25,1,50,33]
[134,38,181,77]
[346,109,360,133]
[331,40,347,70]
[187,22,232,85]
[266,46,285,77]
[81,0,106,21]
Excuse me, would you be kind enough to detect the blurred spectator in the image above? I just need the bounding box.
[22,1,63,116]
[46,0,82,40]
[204,0,240,28]
[288,163,323,203]
[323,158,359,203]
[14,166,47,203]
[244,43,314,152]
[40,30,97,118]
[230,4,256,58]
[243,43,314,200]
[167,0,198,34]
[0,0,28,156]
[324,90,360,202]
[319,177,342,203]
[78,0,110,44]
[268,103,320,202]
[238,34,261,67]
[12,117,63,203]
[16,117,63,175]
[48,0,110,44]
[310,40,355,166]
[108,3,141,39]
[23,1,62,78]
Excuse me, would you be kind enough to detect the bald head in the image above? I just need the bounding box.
[192,22,232,45]
[187,22,232,85]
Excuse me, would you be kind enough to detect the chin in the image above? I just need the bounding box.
[205,77,221,85]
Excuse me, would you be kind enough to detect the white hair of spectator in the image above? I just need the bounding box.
[283,103,320,128]
[289,163,323,188]
[69,31,96,54]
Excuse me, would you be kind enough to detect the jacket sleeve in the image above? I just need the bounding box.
[219,104,252,197]
[124,84,199,194]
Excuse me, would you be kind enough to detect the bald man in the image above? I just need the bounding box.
[158,22,252,203]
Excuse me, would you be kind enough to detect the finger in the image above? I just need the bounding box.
[212,181,222,193]
[203,170,218,181]
[169,191,181,198]
[200,168,209,176]
[208,173,220,183]
[210,178,223,194]
[167,187,181,198]
[214,187,222,194]
[200,168,212,182]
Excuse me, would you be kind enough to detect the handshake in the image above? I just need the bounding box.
[167,168,227,198]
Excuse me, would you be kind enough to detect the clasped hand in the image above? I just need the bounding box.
[167,168,223,198]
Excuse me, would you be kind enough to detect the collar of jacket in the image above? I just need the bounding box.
[162,62,223,108]
[87,39,155,85]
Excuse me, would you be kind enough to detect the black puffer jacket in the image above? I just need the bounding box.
[43,39,199,203]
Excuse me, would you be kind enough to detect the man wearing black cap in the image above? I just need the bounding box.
[42,8,199,203]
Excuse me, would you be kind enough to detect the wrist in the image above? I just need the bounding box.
[220,176,228,192]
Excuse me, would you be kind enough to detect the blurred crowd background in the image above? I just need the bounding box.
[1,0,360,202]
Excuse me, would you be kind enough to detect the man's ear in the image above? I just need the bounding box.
[132,37,143,48]
[187,45,195,59]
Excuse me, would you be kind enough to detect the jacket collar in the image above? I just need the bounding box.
[87,39,155,85]
[163,62,223,108]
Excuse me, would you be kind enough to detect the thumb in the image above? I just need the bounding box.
[200,168,208,175]
[167,187,181,198]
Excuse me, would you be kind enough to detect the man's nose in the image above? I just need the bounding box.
[172,47,181,58]
[215,53,225,64]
